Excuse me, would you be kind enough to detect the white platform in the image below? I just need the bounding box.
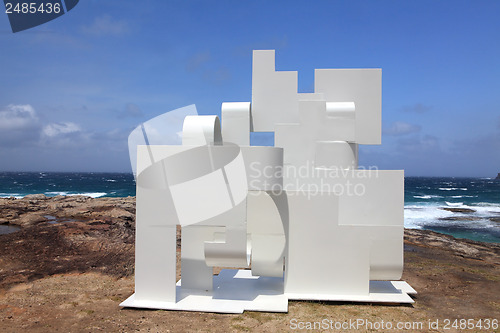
[121,269,288,314]
[286,280,416,303]
[120,270,416,313]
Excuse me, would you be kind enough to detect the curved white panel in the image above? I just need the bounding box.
[247,191,286,277]
[183,115,222,146]
[251,234,285,277]
[326,102,355,118]
[221,102,251,146]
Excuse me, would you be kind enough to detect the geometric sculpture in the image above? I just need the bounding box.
[120,50,416,313]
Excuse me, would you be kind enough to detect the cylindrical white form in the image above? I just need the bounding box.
[221,102,251,146]
[326,102,355,118]
[182,115,222,146]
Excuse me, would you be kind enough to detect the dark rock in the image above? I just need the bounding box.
[440,207,476,213]
[439,216,477,221]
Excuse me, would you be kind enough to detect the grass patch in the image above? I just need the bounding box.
[231,324,251,331]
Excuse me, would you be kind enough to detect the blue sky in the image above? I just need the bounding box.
[0,0,499,176]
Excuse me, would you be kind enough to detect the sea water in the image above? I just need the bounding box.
[0,172,135,198]
[0,173,498,243]
[405,177,499,243]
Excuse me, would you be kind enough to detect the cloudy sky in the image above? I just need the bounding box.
[0,1,499,176]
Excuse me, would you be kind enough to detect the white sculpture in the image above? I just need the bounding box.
[121,50,416,313]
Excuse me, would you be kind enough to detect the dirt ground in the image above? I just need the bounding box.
[0,196,499,332]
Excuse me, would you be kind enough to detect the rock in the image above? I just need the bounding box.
[496,173,500,180]
[404,228,500,261]
[489,217,500,223]
[440,207,476,213]
[0,196,135,228]
[23,194,47,200]
[16,213,47,226]
[439,216,477,221]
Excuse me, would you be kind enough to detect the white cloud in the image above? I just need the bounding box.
[81,15,129,36]
[42,122,81,137]
[0,104,38,130]
[0,104,41,146]
[383,121,422,136]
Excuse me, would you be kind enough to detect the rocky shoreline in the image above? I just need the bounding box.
[0,195,499,332]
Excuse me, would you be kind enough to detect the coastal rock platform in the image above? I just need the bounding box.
[0,196,498,332]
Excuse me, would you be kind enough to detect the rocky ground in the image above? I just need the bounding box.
[0,195,499,332]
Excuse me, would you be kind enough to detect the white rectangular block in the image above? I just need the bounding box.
[252,50,299,131]
[134,224,177,302]
[315,68,381,145]
[285,191,370,296]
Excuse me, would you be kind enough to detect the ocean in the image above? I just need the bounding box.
[405,177,500,243]
[0,172,135,198]
[0,172,499,243]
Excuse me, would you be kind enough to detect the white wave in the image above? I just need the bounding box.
[450,195,477,198]
[45,191,107,198]
[105,179,117,182]
[68,192,107,198]
[0,193,23,199]
[445,201,464,207]
[404,203,500,235]
[413,195,444,199]
[404,205,454,229]
[438,187,468,191]
[466,204,500,215]
[471,202,500,208]
[46,191,69,196]
[2,191,108,199]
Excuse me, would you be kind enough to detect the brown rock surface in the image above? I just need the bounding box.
[0,196,499,332]
[0,195,136,228]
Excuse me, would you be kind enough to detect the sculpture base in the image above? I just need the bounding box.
[286,280,416,303]
[120,269,416,314]
[120,269,288,314]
